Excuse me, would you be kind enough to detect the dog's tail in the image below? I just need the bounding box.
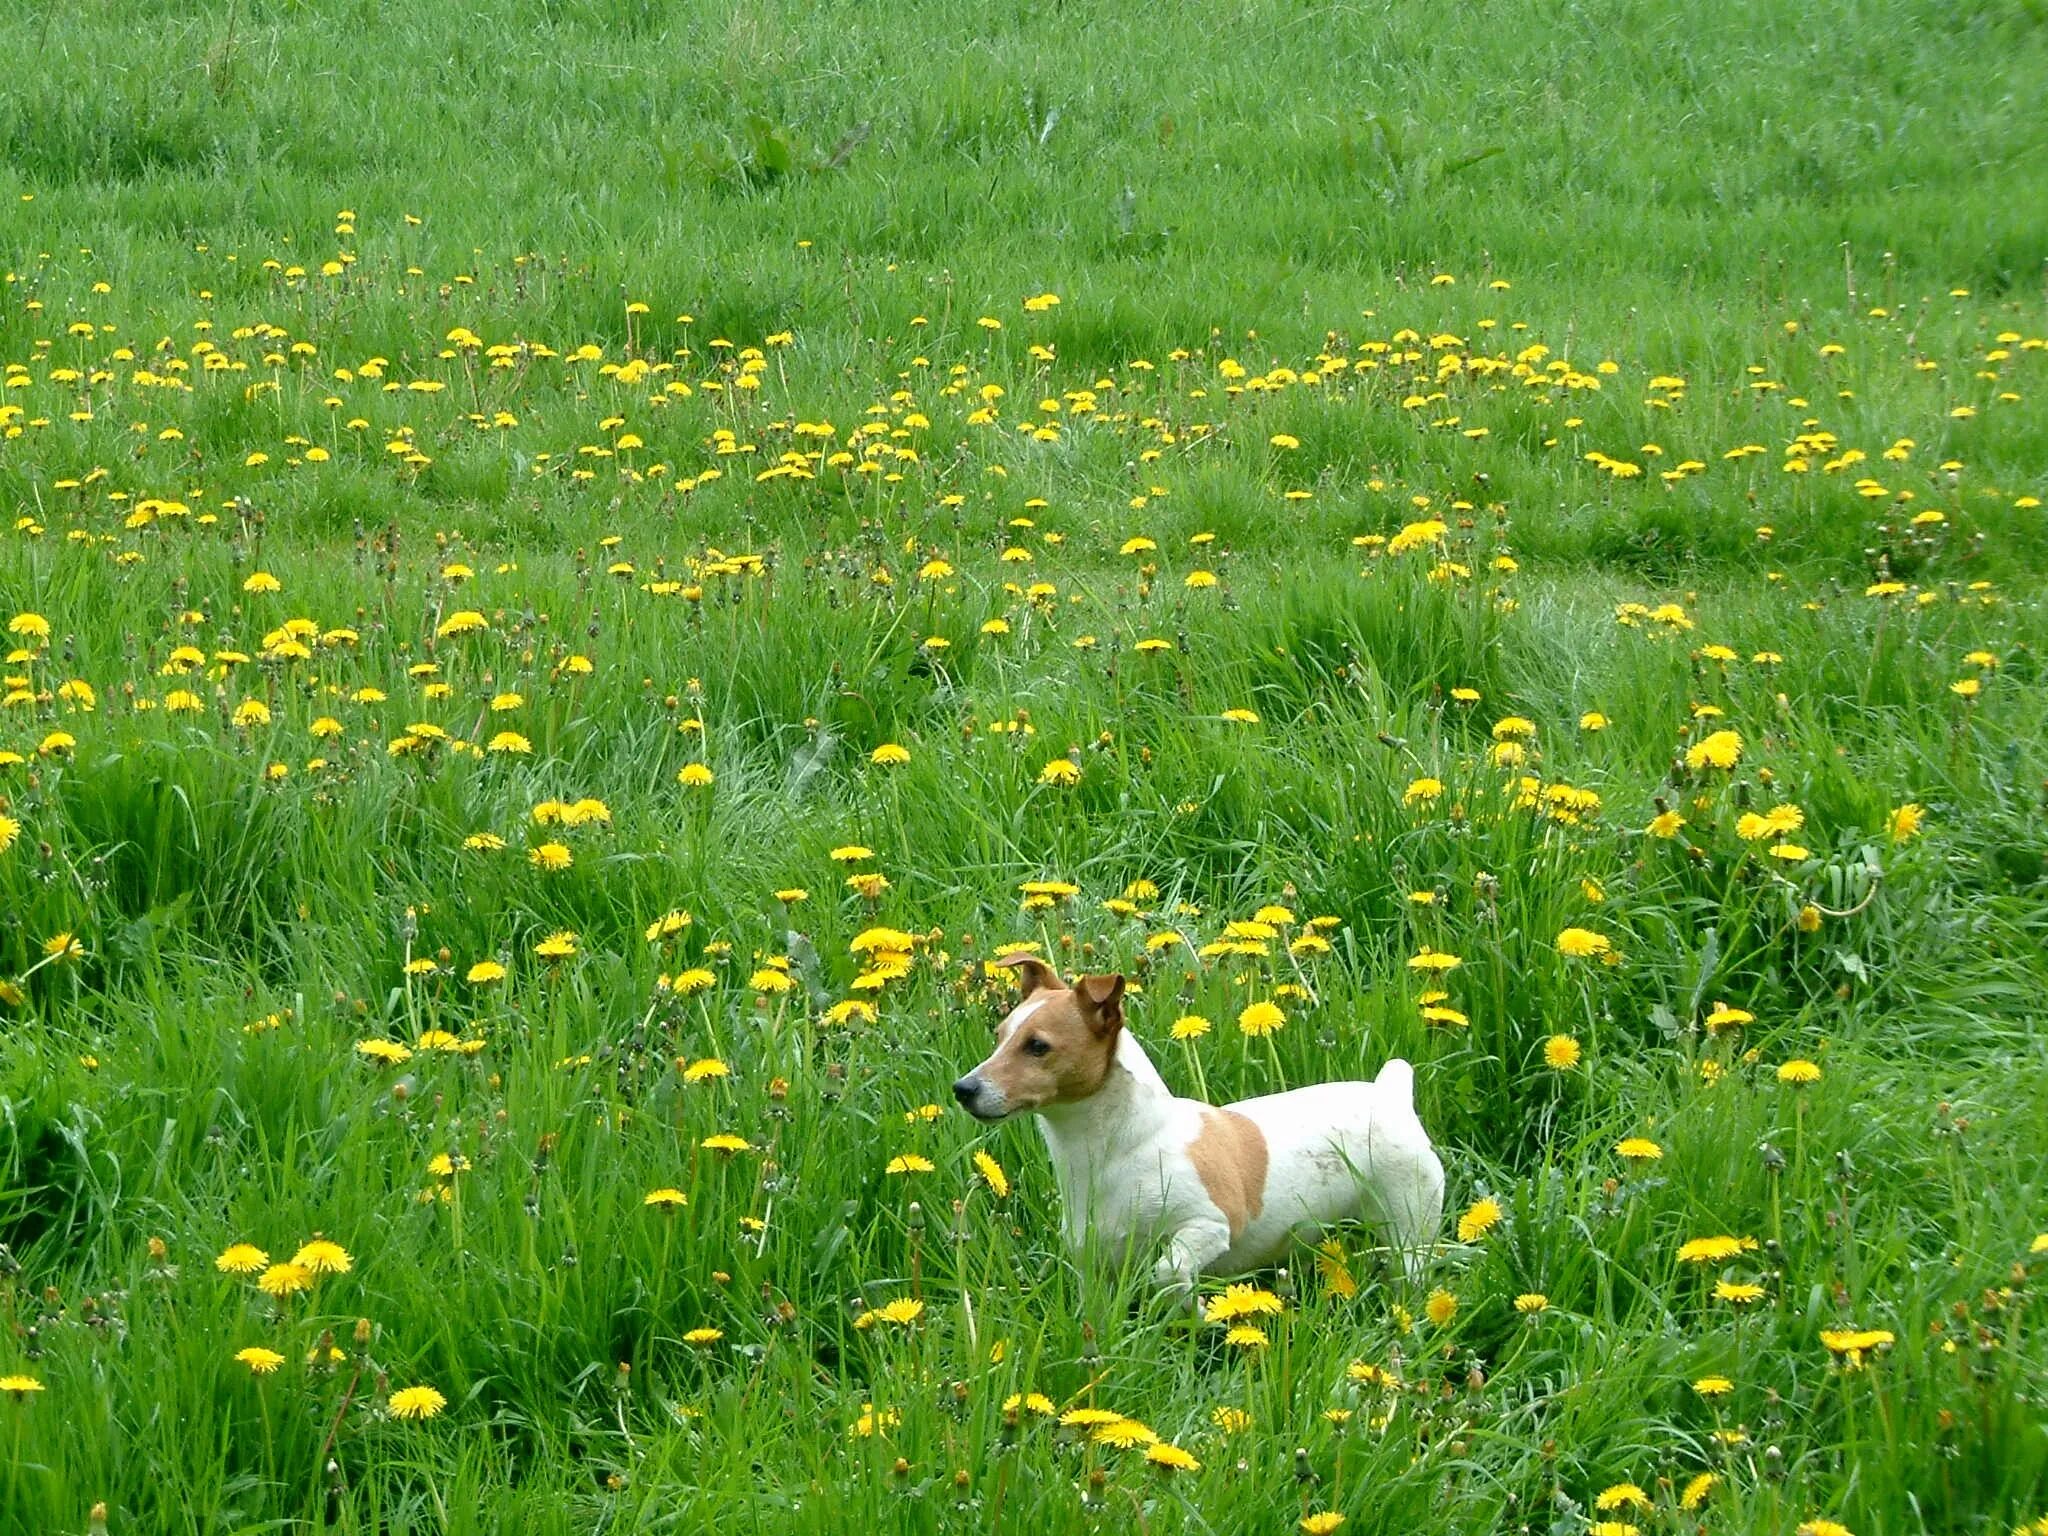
[1375,1057,1416,1113]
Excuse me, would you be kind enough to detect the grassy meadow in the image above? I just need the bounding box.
[3,0,2048,1530]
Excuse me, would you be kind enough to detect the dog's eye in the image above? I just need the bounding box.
[1023,1036,1053,1058]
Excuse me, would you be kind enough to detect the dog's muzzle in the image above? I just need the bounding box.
[953,1075,1004,1121]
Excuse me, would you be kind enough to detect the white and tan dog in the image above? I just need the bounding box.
[953,955,1443,1294]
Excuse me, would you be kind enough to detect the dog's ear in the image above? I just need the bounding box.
[993,951,1062,999]
[1073,973,1126,1036]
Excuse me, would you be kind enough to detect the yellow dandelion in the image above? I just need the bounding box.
[1093,1417,1161,1447]
[1703,1002,1754,1034]
[389,1385,447,1420]
[1203,1283,1285,1323]
[291,1239,352,1275]
[974,1150,1010,1198]
[1647,809,1686,838]
[1686,729,1743,770]
[1403,777,1444,806]
[1407,947,1462,972]
[1677,1235,1750,1264]
[1456,1197,1502,1242]
[1596,1483,1651,1512]
[855,1298,925,1329]
[1237,1000,1285,1037]
[258,1263,314,1298]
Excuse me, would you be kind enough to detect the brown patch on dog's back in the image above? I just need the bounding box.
[1188,1110,1268,1240]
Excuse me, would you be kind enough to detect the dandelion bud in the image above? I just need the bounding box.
[354,1316,372,1346]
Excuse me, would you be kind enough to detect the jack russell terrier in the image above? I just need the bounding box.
[953,954,1444,1294]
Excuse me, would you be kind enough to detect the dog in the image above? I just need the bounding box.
[953,953,1444,1295]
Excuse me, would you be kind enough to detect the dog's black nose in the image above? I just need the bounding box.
[952,1076,980,1106]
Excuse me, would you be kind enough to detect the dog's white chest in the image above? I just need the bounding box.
[1040,1115,1201,1253]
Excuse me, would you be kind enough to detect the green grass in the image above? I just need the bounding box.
[2,0,2047,1531]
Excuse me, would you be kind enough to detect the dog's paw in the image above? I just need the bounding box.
[1150,1264,1199,1311]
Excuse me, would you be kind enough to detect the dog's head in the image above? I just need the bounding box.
[952,954,1126,1122]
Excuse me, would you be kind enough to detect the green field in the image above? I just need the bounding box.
[3,0,2047,1530]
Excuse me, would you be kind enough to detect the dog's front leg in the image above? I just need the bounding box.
[1151,1219,1232,1307]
